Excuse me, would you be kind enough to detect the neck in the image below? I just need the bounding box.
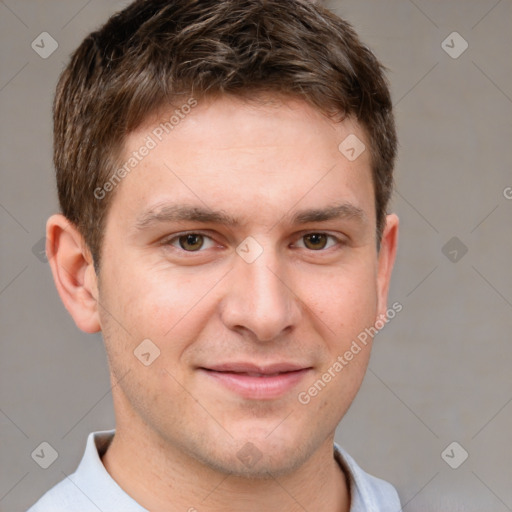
[101,421,350,512]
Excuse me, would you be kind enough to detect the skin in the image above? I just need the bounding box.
[47,95,398,512]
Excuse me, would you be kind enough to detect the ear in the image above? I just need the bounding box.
[375,213,399,320]
[46,214,100,333]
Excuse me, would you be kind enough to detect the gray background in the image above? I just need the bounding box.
[1,1,511,510]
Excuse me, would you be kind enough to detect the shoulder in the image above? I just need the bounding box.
[26,474,91,512]
[334,443,401,512]
[26,430,146,512]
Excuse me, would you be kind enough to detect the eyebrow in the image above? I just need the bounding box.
[134,201,367,231]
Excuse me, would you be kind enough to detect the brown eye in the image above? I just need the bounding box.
[178,234,204,251]
[303,233,328,250]
[165,232,216,253]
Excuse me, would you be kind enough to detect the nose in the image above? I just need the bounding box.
[218,240,301,343]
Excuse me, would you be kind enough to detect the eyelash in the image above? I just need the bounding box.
[161,231,345,254]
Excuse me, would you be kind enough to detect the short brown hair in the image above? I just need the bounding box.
[54,0,397,268]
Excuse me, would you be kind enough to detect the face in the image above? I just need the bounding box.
[95,95,397,477]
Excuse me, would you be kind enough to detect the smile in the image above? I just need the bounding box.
[199,363,312,400]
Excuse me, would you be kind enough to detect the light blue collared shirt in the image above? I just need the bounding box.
[27,429,401,511]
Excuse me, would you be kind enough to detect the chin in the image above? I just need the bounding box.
[190,430,317,479]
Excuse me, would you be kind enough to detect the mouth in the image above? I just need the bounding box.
[198,362,313,400]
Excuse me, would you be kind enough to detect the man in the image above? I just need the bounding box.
[28,0,401,510]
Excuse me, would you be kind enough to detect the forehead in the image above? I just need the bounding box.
[109,95,375,229]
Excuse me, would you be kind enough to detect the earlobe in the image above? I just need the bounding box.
[376,213,399,321]
[46,214,101,333]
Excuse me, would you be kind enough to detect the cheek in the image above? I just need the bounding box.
[100,258,226,365]
[302,268,377,412]
[296,262,378,343]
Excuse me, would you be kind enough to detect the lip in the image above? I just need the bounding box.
[198,362,312,400]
